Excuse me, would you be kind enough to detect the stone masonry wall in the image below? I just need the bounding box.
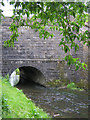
[1,17,88,84]
[0,23,2,76]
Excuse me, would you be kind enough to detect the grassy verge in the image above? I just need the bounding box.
[0,76,51,118]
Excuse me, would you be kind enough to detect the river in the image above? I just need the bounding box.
[16,82,88,118]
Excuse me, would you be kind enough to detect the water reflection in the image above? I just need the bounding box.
[16,83,88,118]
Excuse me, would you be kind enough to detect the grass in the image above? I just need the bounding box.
[0,76,51,119]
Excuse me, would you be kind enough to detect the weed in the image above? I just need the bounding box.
[67,82,84,91]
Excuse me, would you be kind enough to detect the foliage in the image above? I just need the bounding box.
[15,68,20,75]
[0,1,5,23]
[65,55,87,71]
[4,74,9,81]
[67,82,84,91]
[47,79,87,91]
[0,1,89,70]
[1,76,50,118]
[2,94,9,117]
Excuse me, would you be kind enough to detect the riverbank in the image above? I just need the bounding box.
[47,79,88,91]
[0,76,50,118]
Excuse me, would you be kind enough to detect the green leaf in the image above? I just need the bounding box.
[61,38,64,41]
[73,11,75,18]
[51,34,54,38]
[65,37,69,42]
[1,2,4,6]
[75,64,79,71]
[26,11,30,17]
[75,44,79,52]
[72,27,75,31]
[64,45,70,53]
[65,56,67,61]
[59,41,64,46]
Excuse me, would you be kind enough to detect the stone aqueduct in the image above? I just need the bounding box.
[0,17,88,86]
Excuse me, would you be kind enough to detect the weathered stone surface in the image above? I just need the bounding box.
[0,24,2,76]
[1,17,88,85]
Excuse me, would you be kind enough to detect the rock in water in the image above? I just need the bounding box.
[9,71,20,86]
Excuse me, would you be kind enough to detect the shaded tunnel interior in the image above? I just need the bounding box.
[16,66,46,87]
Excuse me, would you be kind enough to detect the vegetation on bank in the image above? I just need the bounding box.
[0,76,50,118]
[47,79,88,91]
[67,82,84,91]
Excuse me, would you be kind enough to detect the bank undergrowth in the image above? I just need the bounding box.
[0,76,50,119]
[47,79,88,91]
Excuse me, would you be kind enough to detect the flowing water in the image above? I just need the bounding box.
[16,83,88,118]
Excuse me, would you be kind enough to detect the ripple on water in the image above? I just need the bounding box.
[17,85,88,118]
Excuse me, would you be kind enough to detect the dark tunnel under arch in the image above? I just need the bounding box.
[16,66,46,87]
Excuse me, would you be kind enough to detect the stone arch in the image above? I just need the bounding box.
[9,64,46,86]
[9,65,22,77]
[18,66,46,86]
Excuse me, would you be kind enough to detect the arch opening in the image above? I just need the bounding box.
[9,66,46,87]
